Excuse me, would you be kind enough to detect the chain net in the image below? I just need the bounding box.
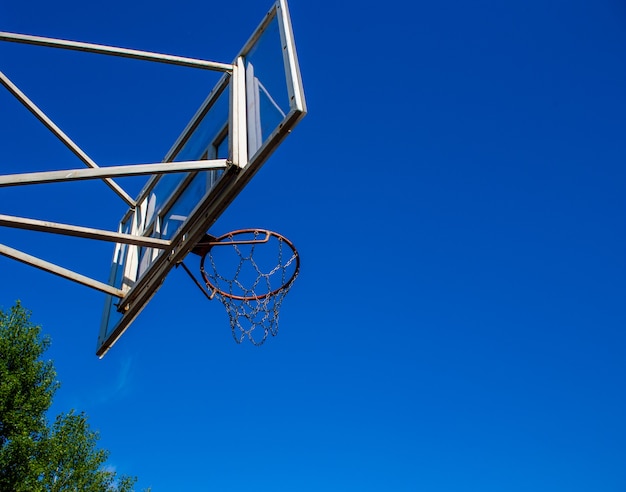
[200,229,299,345]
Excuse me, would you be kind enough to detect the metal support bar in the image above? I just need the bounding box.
[0,70,135,207]
[230,56,248,168]
[177,261,215,301]
[0,243,125,297]
[0,214,171,248]
[0,159,229,187]
[0,31,234,72]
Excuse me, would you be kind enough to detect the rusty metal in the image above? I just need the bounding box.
[199,228,299,301]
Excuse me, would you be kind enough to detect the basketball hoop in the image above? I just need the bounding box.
[198,229,299,345]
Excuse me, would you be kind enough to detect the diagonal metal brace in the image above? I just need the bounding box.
[0,70,135,206]
[0,243,125,297]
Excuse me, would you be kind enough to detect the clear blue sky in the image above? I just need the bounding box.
[1,0,625,490]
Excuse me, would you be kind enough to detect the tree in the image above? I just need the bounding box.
[0,302,140,491]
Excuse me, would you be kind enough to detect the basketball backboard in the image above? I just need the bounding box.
[0,0,306,357]
[97,0,306,356]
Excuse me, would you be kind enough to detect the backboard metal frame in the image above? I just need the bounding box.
[0,0,306,357]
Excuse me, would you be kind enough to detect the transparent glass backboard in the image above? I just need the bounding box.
[97,0,306,357]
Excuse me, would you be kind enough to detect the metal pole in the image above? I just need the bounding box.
[0,243,125,297]
[0,214,171,248]
[0,71,135,207]
[0,159,229,187]
[0,31,233,72]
